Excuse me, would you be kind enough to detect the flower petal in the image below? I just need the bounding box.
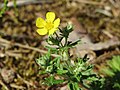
[54,18,60,28]
[36,28,48,35]
[46,12,55,22]
[36,18,46,28]
[48,28,57,35]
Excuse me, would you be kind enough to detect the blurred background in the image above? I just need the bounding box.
[0,0,120,90]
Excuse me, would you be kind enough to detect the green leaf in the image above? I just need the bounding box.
[44,75,54,86]
[82,69,92,76]
[68,82,80,90]
[112,56,120,71]
[57,69,68,74]
[101,68,115,77]
[46,66,53,73]
[45,46,58,53]
[113,83,120,89]
[39,70,46,74]
[0,0,8,17]
[53,79,64,85]
[45,75,64,86]
[87,77,99,81]
[67,24,73,32]
[47,36,59,45]
[68,39,80,47]
[36,50,51,69]
[106,55,120,74]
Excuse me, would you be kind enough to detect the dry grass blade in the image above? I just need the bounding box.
[16,74,37,88]
[10,83,26,89]
[0,80,9,90]
[0,0,53,8]
[74,0,105,5]
[109,0,120,8]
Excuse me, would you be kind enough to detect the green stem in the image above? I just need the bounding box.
[0,0,8,17]
[55,32,63,47]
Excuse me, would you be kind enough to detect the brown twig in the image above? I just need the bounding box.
[10,83,26,89]
[17,74,37,88]
[77,37,120,51]
[91,50,120,64]
[109,0,120,8]
[74,0,105,5]
[0,38,60,57]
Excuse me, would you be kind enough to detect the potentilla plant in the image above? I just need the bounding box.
[35,12,104,90]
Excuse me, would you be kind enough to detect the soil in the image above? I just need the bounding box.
[0,0,120,90]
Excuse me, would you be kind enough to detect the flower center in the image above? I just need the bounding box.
[45,22,54,30]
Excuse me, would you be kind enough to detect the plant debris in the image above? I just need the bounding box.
[0,0,120,89]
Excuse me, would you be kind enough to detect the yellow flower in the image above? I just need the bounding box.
[36,12,60,35]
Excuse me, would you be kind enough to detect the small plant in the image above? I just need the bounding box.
[0,0,18,17]
[101,55,120,90]
[35,12,104,90]
[0,0,8,17]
